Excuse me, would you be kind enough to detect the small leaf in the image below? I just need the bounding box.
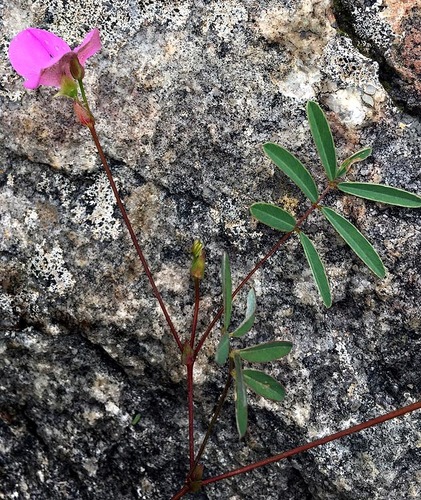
[336,147,372,177]
[239,341,293,363]
[306,101,337,181]
[298,232,332,308]
[215,333,230,366]
[263,143,319,203]
[243,369,286,401]
[234,354,248,438]
[231,288,256,338]
[338,182,421,208]
[321,207,386,278]
[131,414,141,425]
[222,252,232,332]
[250,203,296,232]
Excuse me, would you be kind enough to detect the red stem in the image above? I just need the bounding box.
[190,278,200,348]
[87,124,183,352]
[171,485,190,500]
[194,185,332,357]
[201,400,421,487]
[187,363,195,470]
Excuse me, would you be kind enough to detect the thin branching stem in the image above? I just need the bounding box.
[190,278,200,348]
[187,363,195,469]
[200,400,421,487]
[191,361,233,471]
[80,93,183,351]
[194,184,333,357]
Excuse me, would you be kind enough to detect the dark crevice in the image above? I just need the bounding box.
[332,1,421,117]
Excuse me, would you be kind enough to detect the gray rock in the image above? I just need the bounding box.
[1,1,420,499]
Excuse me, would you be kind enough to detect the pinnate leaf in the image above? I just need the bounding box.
[263,143,319,203]
[215,333,230,366]
[222,252,232,332]
[234,354,248,438]
[306,101,337,181]
[321,207,386,278]
[338,182,421,208]
[299,231,332,308]
[231,288,256,338]
[243,369,286,401]
[250,203,296,232]
[336,147,372,177]
[239,341,292,363]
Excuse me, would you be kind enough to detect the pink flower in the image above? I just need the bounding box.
[8,28,101,89]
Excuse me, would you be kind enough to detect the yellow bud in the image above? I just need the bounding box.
[190,240,205,280]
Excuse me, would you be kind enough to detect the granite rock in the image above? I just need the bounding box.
[1,1,420,499]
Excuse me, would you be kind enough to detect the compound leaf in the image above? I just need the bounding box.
[336,147,372,177]
[239,341,293,363]
[222,252,232,332]
[338,182,421,208]
[263,142,319,203]
[215,333,230,366]
[234,354,248,438]
[299,231,332,308]
[231,288,256,338]
[321,207,386,278]
[243,369,286,401]
[306,101,337,181]
[250,203,296,232]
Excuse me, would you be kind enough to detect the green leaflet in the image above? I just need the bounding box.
[263,143,319,203]
[222,252,232,332]
[215,333,230,366]
[239,341,293,363]
[231,288,256,338]
[243,369,286,401]
[299,231,332,308]
[234,354,248,438]
[321,207,386,278]
[338,182,421,208]
[250,203,296,232]
[336,147,372,177]
[306,101,337,181]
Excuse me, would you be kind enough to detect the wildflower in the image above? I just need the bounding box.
[8,28,101,89]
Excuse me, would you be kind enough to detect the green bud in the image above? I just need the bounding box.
[190,240,205,280]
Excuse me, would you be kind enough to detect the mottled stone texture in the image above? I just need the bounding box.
[1,1,420,499]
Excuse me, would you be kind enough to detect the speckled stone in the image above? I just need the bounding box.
[1,1,420,499]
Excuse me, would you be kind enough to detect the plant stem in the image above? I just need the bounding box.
[200,400,421,487]
[191,362,233,471]
[171,485,190,500]
[187,363,195,470]
[79,91,183,351]
[190,278,200,348]
[194,185,333,357]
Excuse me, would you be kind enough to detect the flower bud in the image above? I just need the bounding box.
[69,54,85,81]
[190,240,205,280]
[73,101,95,127]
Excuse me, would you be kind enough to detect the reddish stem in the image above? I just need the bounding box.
[190,278,200,348]
[194,185,332,357]
[87,123,183,352]
[187,363,195,470]
[200,400,421,487]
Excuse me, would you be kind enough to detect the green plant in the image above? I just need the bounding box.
[8,29,421,498]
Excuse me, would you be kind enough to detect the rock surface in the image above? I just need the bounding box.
[1,1,420,499]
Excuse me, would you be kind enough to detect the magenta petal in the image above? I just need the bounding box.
[38,52,76,88]
[9,28,71,88]
[74,29,101,66]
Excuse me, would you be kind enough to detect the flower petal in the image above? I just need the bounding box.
[38,52,76,88]
[74,29,101,66]
[9,28,71,88]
